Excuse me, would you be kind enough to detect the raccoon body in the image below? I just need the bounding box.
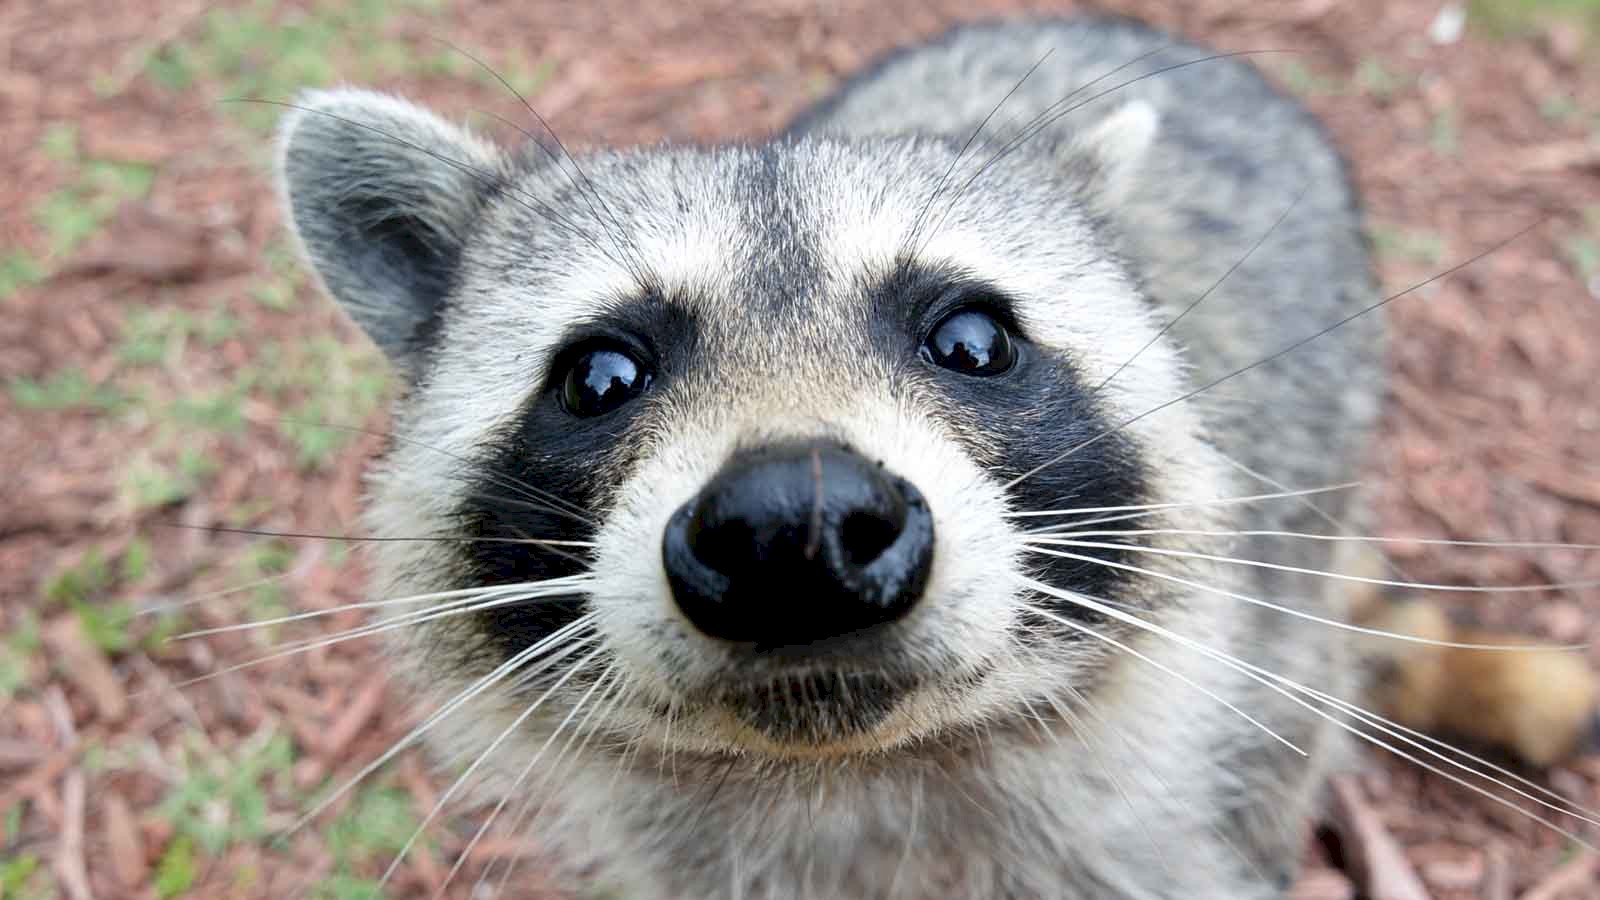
[274,15,1561,900]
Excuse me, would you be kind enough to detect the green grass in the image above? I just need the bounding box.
[1563,206,1600,296]
[0,250,45,302]
[233,539,296,640]
[326,784,423,864]
[0,852,53,900]
[1429,105,1462,157]
[35,159,156,257]
[154,835,198,898]
[1470,0,1600,37]
[158,729,296,856]
[1270,59,1343,98]
[0,612,42,699]
[7,102,155,299]
[1353,57,1409,102]
[38,540,165,654]
[43,547,117,606]
[71,596,137,654]
[118,306,242,368]
[8,368,127,412]
[122,447,221,511]
[248,336,389,471]
[1369,222,1449,267]
[145,0,443,132]
[251,241,308,311]
[169,389,248,434]
[308,781,426,899]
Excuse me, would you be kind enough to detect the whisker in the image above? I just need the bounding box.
[288,616,598,833]
[921,50,1288,251]
[427,38,652,285]
[159,521,595,549]
[1006,482,1360,520]
[468,665,630,899]
[1004,220,1546,493]
[1017,579,1600,837]
[904,49,1057,251]
[173,576,593,639]
[379,644,610,889]
[1022,544,1586,651]
[1015,587,1305,754]
[167,581,591,686]
[1029,526,1600,553]
[1091,184,1308,398]
[1287,676,1600,831]
[1027,537,1600,595]
[267,417,598,527]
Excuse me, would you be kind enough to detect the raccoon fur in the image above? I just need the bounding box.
[274,14,1595,899]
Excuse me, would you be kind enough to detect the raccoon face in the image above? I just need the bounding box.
[278,90,1222,760]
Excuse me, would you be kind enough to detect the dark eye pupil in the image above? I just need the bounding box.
[921,309,1015,376]
[562,348,650,416]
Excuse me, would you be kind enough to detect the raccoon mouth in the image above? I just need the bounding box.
[710,669,915,744]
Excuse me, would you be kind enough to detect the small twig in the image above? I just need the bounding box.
[53,770,94,900]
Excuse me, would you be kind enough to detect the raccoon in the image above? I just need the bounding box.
[274,14,1596,899]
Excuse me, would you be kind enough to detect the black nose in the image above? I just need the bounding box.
[662,443,935,647]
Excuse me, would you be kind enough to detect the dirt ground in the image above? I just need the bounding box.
[3,0,1600,897]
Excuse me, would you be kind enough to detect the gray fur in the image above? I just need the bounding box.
[277,16,1384,899]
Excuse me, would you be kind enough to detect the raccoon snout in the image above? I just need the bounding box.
[661,443,934,648]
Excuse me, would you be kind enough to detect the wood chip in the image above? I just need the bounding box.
[1292,866,1357,900]
[318,674,388,762]
[44,615,128,723]
[1519,141,1600,174]
[52,770,93,900]
[102,791,147,889]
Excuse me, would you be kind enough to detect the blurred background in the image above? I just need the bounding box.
[2,1,1599,897]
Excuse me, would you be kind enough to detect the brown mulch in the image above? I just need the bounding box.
[2,0,1599,898]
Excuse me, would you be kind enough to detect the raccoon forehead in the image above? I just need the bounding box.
[395,137,1171,464]
[461,141,1107,285]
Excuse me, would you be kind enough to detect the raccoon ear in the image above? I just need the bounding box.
[275,88,505,374]
[1066,99,1160,207]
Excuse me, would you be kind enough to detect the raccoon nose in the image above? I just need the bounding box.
[662,443,935,647]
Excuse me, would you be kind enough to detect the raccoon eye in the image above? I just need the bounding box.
[560,345,652,417]
[920,308,1016,376]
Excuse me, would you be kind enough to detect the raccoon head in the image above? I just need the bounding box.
[276,89,1224,763]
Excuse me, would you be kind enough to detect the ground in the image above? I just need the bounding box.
[2,1,1599,898]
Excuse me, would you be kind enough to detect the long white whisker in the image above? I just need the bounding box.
[170,584,592,689]
[1019,578,1600,838]
[1023,545,1586,651]
[482,668,634,898]
[1028,537,1600,595]
[1288,676,1600,829]
[288,615,597,832]
[380,643,609,888]
[1004,483,1359,519]
[1017,587,1304,754]
[174,576,593,639]
[1029,527,1600,553]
